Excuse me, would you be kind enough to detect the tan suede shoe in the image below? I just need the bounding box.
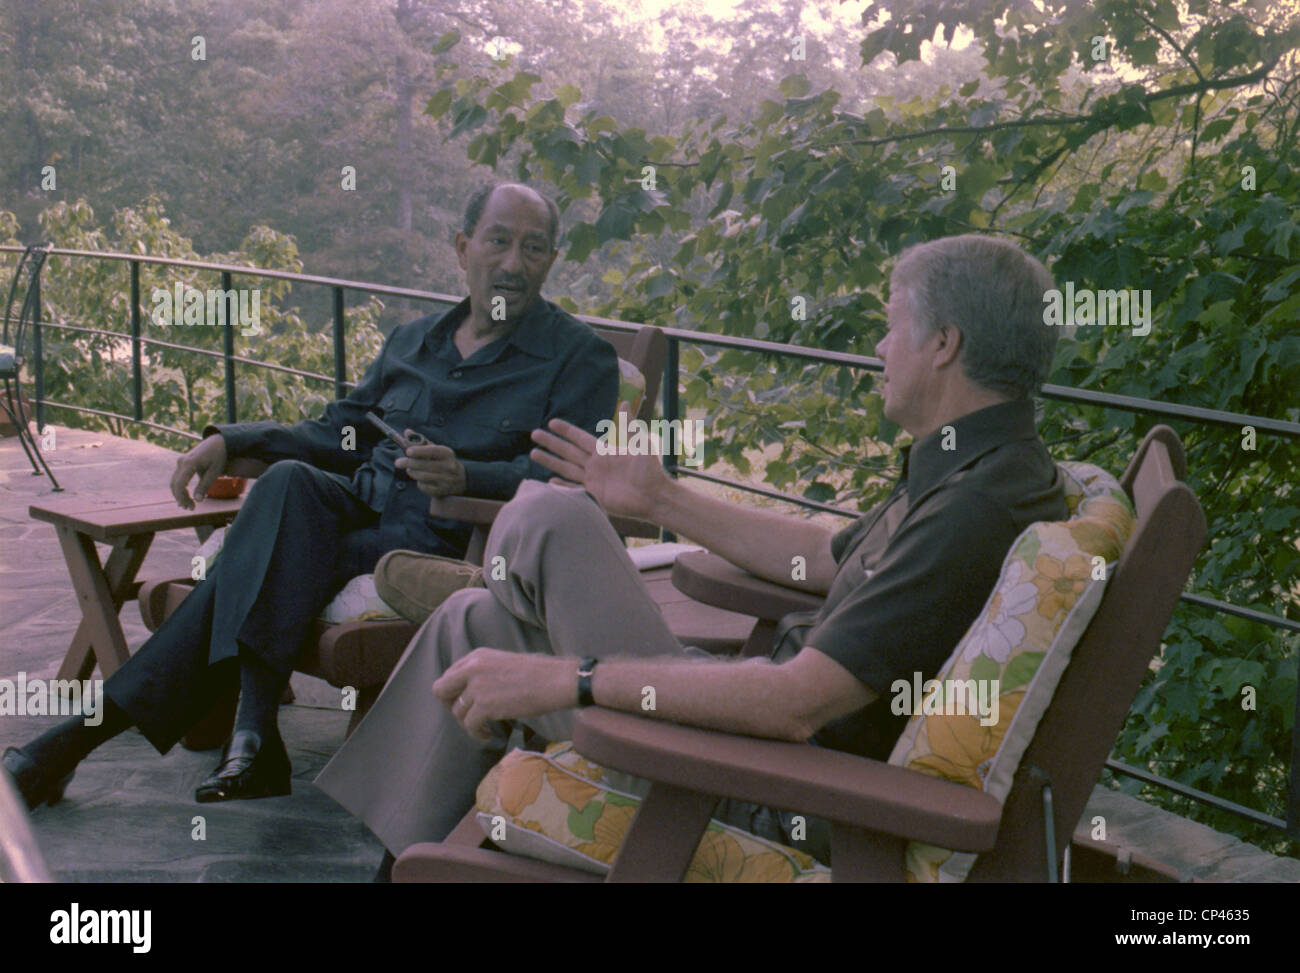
[373,550,485,624]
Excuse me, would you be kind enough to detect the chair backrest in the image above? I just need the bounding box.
[970,425,1205,880]
[2,244,50,356]
[588,321,667,424]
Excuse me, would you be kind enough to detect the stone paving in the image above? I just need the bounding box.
[1,424,382,881]
[2,423,1297,882]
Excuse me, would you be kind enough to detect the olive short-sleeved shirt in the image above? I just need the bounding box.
[776,399,1068,760]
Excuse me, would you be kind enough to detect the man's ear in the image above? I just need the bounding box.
[933,324,963,369]
[454,232,470,272]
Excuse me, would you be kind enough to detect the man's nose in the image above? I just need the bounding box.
[499,243,525,274]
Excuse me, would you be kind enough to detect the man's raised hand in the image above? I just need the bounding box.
[529,403,671,522]
[170,434,227,510]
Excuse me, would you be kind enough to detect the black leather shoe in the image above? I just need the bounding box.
[194,730,291,803]
[2,746,74,809]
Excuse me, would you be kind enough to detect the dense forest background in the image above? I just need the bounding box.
[3,0,1300,857]
[2,0,961,327]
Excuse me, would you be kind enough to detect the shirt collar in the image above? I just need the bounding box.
[424,296,557,361]
[901,399,1040,500]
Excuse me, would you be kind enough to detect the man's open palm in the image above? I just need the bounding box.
[530,405,669,521]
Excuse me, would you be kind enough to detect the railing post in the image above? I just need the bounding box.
[333,286,347,401]
[222,270,236,423]
[32,258,43,432]
[1289,693,1300,836]
[130,260,142,421]
[661,336,679,543]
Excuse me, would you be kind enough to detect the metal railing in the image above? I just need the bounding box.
[4,243,1299,839]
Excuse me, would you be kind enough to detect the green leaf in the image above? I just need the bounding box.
[1002,651,1044,692]
[448,103,488,139]
[432,30,460,55]
[779,74,812,98]
[1200,117,1235,142]
[424,88,453,119]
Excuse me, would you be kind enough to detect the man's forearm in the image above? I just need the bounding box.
[649,479,837,593]
[588,655,810,741]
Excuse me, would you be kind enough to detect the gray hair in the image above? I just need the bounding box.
[890,235,1058,400]
[463,183,561,249]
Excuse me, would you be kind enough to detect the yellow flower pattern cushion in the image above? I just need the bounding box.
[890,462,1136,882]
[475,742,830,882]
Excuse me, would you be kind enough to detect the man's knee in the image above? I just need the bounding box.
[424,587,494,670]
[246,459,318,498]
[492,480,602,550]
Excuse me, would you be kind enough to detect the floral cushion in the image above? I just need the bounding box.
[475,741,830,882]
[193,528,402,624]
[890,462,1136,882]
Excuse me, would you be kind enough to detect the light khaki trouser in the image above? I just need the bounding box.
[314,480,692,854]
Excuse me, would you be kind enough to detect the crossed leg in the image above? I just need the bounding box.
[315,480,691,853]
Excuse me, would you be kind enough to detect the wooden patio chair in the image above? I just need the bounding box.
[392,424,1206,882]
[136,321,666,746]
[1,243,62,490]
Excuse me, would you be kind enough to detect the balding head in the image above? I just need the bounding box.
[463,183,560,250]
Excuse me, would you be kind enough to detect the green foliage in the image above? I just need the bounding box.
[6,197,383,450]
[426,2,1300,853]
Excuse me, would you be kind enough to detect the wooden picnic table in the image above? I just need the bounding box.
[28,493,244,681]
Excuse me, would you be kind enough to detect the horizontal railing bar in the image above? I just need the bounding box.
[1,244,465,305]
[39,400,200,440]
[31,318,353,386]
[1038,384,1300,438]
[1105,759,1290,832]
[1180,592,1300,633]
[675,467,862,517]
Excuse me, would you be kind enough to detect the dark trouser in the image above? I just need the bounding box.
[103,460,454,753]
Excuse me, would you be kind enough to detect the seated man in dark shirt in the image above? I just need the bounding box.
[315,232,1068,871]
[3,183,619,808]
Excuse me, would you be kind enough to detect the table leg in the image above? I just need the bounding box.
[54,529,153,682]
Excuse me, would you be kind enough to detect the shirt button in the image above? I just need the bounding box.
[500,418,510,428]
[451,369,463,378]
[396,481,407,490]
[434,415,446,426]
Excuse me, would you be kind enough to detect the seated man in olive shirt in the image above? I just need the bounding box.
[318,233,1068,870]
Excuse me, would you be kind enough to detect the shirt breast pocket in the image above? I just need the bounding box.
[471,406,545,459]
[378,386,420,425]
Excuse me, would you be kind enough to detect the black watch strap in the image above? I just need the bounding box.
[577,656,599,707]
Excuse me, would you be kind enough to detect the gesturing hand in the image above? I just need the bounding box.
[528,403,671,522]
[396,435,467,497]
[169,434,227,510]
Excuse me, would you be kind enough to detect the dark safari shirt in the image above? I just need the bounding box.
[778,399,1068,760]
[209,297,619,557]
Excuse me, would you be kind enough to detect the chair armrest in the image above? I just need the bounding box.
[572,708,1002,852]
[428,496,504,526]
[429,495,659,539]
[671,552,823,622]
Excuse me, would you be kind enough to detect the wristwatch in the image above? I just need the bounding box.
[577,656,599,707]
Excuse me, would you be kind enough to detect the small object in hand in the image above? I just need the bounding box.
[206,476,247,499]
[365,410,430,450]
